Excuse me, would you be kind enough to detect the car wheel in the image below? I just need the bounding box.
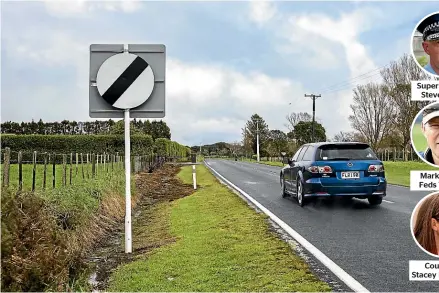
[296,179,306,207]
[368,196,382,206]
[280,176,288,198]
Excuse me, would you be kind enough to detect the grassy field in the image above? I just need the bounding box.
[412,123,427,152]
[383,161,437,186]
[1,162,128,232]
[107,165,331,292]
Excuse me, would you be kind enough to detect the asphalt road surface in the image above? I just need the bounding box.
[204,159,438,292]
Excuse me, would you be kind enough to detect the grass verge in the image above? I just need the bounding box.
[383,161,437,186]
[107,165,331,292]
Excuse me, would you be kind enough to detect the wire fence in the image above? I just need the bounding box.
[1,147,174,192]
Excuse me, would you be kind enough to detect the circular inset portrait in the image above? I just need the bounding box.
[411,192,439,257]
[411,102,439,167]
[411,11,439,76]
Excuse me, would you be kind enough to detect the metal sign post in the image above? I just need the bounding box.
[124,109,132,252]
[90,44,166,253]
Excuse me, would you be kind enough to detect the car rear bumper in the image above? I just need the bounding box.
[303,177,386,198]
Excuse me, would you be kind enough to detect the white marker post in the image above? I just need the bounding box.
[192,164,197,189]
[95,45,156,254]
[124,109,132,253]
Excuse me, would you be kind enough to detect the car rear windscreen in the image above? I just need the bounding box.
[316,144,378,160]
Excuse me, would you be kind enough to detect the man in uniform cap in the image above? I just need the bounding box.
[417,13,439,75]
[419,103,439,165]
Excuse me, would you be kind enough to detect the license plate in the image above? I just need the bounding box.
[341,171,360,179]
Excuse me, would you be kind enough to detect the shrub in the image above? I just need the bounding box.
[1,134,154,155]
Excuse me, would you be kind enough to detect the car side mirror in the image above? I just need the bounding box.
[288,158,294,165]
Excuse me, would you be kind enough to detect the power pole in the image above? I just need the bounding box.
[304,94,321,143]
[244,126,247,159]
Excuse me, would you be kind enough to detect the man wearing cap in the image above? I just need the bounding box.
[417,13,439,75]
[419,103,439,165]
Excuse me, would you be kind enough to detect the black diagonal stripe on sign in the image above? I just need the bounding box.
[102,56,149,105]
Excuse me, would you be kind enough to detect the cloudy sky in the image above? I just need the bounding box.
[1,0,437,146]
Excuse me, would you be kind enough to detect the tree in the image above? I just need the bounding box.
[380,54,431,149]
[332,131,356,142]
[293,121,326,145]
[143,120,152,135]
[228,142,242,156]
[348,82,395,150]
[29,119,38,134]
[150,120,171,140]
[267,129,288,156]
[61,120,70,134]
[285,112,312,132]
[377,130,403,149]
[70,121,78,135]
[110,120,142,135]
[242,114,270,156]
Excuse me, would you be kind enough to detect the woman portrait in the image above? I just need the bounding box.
[412,193,439,256]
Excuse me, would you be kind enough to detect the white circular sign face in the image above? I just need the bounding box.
[96,53,155,109]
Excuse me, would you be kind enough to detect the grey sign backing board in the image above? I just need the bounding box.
[89,44,166,118]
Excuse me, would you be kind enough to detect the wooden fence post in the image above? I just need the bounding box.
[63,154,67,186]
[92,153,96,178]
[96,154,99,177]
[86,153,90,179]
[18,151,23,191]
[43,153,47,190]
[131,156,135,173]
[81,153,84,179]
[53,153,56,188]
[32,151,37,192]
[104,152,106,174]
[2,147,11,187]
[70,153,73,185]
[75,153,79,177]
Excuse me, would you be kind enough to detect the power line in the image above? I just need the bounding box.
[321,71,383,95]
[317,62,392,95]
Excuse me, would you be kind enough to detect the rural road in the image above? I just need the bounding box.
[204,159,438,292]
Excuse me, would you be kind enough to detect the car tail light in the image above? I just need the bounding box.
[308,166,319,173]
[319,166,333,173]
[308,166,332,173]
[368,164,383,172]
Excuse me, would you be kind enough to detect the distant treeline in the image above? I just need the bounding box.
[1,119,171,140]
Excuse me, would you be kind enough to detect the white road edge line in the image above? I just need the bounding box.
[204,161,370,293]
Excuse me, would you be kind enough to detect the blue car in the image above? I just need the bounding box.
[280,142,386,206]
